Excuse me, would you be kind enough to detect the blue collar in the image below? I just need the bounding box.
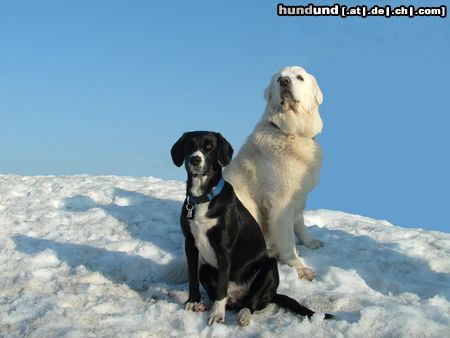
[187,179,225,205]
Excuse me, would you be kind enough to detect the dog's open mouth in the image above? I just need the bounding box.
[281,89,292,98]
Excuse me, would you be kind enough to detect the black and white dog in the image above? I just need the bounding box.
[171,131,333,326]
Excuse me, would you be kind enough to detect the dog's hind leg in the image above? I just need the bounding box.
[237,257,279,326]
[239,258,334,322]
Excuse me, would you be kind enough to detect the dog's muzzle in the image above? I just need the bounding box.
[281,89,293,98]
[279,76,293,100]
[279,76,291,87]
[188,152,205,174]
[189,156,202,167]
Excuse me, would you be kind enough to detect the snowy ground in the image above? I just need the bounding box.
[0,175,449,337]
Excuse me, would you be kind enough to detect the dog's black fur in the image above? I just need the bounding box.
[171,131,333,325]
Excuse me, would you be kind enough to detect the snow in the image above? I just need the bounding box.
[0,174,449,337]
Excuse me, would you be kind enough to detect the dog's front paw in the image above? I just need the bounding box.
[303,239,323,250]
[185,301,207,312]
[208,313,225,325]
[208,299,226,325]
[297,267,315,281]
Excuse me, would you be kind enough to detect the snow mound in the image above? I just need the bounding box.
[0,175,449,337]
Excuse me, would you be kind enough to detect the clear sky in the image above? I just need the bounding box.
[0,1,449,232]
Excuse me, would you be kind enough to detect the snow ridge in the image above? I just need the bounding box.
[0,175,449,337]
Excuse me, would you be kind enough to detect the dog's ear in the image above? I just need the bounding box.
[171,133,187,167]
[310,74,323,106]
[264,73,276,102]
[264,84,272,102]
[302,73,324,138]
[216,133,234,167]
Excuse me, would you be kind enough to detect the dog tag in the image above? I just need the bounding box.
[186,203,194,219]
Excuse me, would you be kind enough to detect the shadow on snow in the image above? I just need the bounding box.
[304,226,450,300]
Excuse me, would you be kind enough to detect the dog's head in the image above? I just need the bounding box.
[264,66,323,111]
[263,66,323,137]
[171,131,234,176]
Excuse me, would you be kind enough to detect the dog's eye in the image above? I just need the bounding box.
[277,77,281,83]
[296,75,304,81]
[204,143,213,151]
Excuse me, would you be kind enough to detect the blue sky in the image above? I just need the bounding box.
[0,1,449,232]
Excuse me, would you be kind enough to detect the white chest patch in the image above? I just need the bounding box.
[189,203,218,268]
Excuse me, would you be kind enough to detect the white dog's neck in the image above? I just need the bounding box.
[264,104,322,138]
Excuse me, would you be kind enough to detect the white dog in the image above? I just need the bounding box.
[223,66,324,280]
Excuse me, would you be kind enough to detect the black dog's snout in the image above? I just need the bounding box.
[280,76,291,87]
[189,156,202,166]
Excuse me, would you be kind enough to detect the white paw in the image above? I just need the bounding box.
[208,298,226,325]
[297,266,315,281]
[303,239,323,250]
[185,302,207,312]
[237,308,251,327]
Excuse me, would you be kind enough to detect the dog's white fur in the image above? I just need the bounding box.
[224,66,324,280]
[208,298,226,325]
[188,201,218,268]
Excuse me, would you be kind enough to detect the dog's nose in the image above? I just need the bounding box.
[280,76,291,87]
[189,156,202,166]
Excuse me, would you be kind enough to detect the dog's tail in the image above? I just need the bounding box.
[159,256,189,284]
[273,294,335,320]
